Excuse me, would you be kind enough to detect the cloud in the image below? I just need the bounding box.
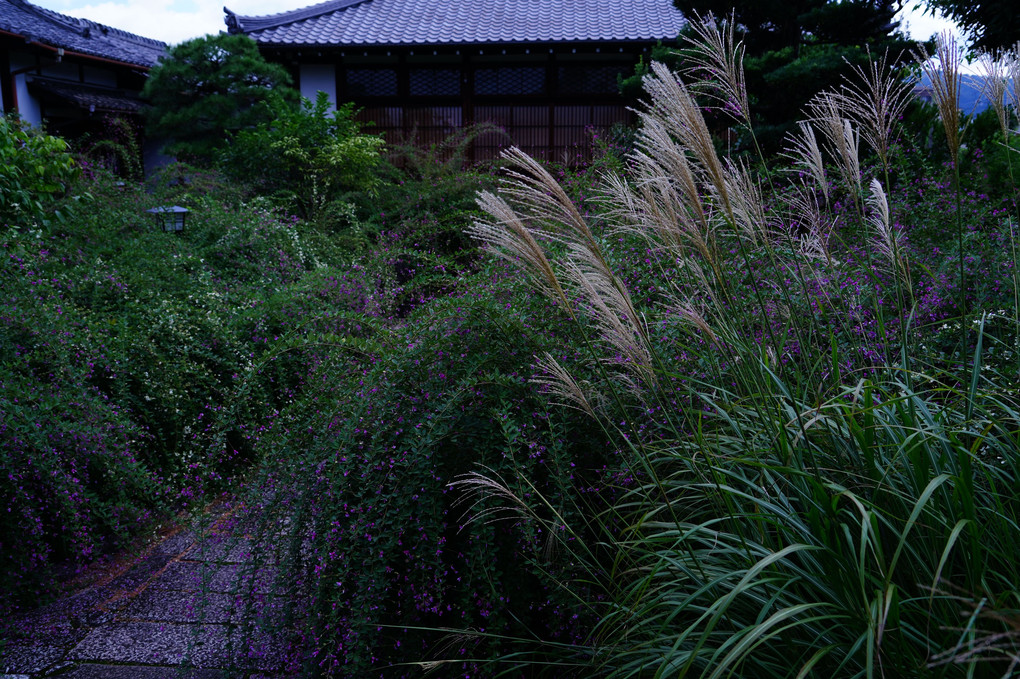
[31,0,301,44]
[896,4,967,43]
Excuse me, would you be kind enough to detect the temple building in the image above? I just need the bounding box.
[224,0,686,161]
[1,0,164,136]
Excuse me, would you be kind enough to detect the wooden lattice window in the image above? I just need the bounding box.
[345,68,398,97]
[408,68,461,97]
[474,67,545,96]
[557,65,628,96]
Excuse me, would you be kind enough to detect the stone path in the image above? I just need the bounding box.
[1,498,312,678]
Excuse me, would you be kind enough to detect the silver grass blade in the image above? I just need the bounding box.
[977,49,1011,136]
[496,146,594,247]
[609,150,714,266]
[807,94,862,195]
[841,119,861,194]
[831,50,915,170]
[1007,44,1020,120]
[722,158,768,245]
[532,352,598,418]
[669,299,719,346]
[470,190,572,314]
[643,61,732,221]
[786,181,836,265]
[635,113,711,233]
[681,11,751,125]
[596,169,647,236]
[866,177,892,264]
[660,251,717,309]
[449,470,534,528]
[782,121,829,203]
[867,178,907,282]
[561,255,656,390]
[915,32,963,159]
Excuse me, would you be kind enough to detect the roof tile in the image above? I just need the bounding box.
[0,0,164,67]
[225,0,685,47]
[28,76,145,112]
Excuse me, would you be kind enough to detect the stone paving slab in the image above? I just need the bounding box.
[1,619,89,651]
[66,597,299,671]
[145,561,216,592]
[60,665,225,679]
[5,588,110,637]
[67,622,221,667]
[153,531,199,558]
[104,553,176,592]
[118,588,239,624]
[0,643,65,675]
[2,498,311,678]
[208,564,284,596]
[148,561,285,596]
[183,539,276,565]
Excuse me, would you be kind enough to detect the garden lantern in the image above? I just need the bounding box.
[146,206,189,233]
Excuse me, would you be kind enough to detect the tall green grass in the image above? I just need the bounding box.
[456,18,1020,678]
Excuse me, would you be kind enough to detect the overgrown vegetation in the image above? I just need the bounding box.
[443,29,1020,678]
[0,160,358,610]
[220,92,385,225]
[3,19,1020,679]
[0,115,80,227]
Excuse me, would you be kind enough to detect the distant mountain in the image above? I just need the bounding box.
[915,72,1017,115]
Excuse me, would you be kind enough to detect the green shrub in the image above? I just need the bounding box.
[220,92,384,225]
[0,114,80,227]
[252,270,605,676]
[76,116,144,182]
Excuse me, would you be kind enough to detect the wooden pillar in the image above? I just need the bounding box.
[334,53,342,103]
[398,51,409,141]
[462,51,474,163]
[0,48,12,113]
[547,50,556,161]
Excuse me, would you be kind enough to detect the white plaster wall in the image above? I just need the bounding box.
[299,64,337,109]
[8,51,41,124]
[13,74,41,125]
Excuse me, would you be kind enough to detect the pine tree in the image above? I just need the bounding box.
[622,1,915,153]
[142,33,299,165]
[919,0,1020,51]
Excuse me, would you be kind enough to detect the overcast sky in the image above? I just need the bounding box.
[30,0,966,48]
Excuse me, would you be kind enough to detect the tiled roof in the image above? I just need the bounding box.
[28,76,145,113]
[0,0,165,68]
[225,0,686,47]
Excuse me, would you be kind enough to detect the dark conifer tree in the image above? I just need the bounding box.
[621,1,916,153]
[142,33,299,165]
[919,0,1020,51]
